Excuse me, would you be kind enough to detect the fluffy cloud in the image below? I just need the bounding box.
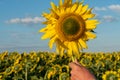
[6,17,45,24]
[102,15,118,22]
[108,4,120,12]
[94,4,120,13]
[94,7,107,11]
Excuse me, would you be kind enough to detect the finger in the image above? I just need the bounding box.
[69,62,80,70]
[71,68,96,80]
[71,74,78,80]
[74,59,82,66]
[69,62,83,71]
[74,60,87,70]
[71,70,83,77]
[71,76,76,80]
[71,72,82,80]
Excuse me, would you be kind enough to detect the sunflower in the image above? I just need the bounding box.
[102,71,120,80]
[40,0,99,56]
[0,75,2,79]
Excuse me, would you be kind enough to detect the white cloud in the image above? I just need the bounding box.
[94,4,120,13]
[8,18,20,23]
[94,7,107,11]
[6,17,45,24]
[102,15,118,22]
[108,4,120,13]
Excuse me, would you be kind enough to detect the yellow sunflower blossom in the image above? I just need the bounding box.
[0,75,2,79]
[62,65,69,73]
[53,64,62,73]
[45,67,56,79]
[3,66,14,75]
[59,72,70,80]
[102,70,120,80]
[40,0,99,56]
[13,64,22,73]
[118,69,120,77]
[30,64,37,72]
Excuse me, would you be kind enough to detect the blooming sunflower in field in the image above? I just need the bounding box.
[40,0,99,56]
[102,71,120,80]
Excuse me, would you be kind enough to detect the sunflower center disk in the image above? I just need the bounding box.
[56,14,85,41]
[62,18,80,35]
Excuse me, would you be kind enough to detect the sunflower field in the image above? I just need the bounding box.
[0,51,120,80]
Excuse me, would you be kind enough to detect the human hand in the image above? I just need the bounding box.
[69,60,96,80]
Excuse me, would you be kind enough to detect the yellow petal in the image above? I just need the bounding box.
[41,29,55,39]
[80,4,88,14]
[86,8,92,14]
[51,10,59,19]
[79,39,88,48]
[42,12,51,19]
[81,8,95,19]
[78,42,82,50]
[85,32,96,39]
[86,20,99,24]
[50,2,57,11]
[59,0,63,7]
[66,7,71,13]
[60,7,65,14]
[71,41,79,56]
[82,14,95,19]
[58,8,61,14]
[60,47,64,57]
[49,35,57,49]
[39,24,54,32]
[56,42,65,54]
[70,4,78,12]
[39,27,48,32]
[49,17,57,23]
[67,42,72,57]
[56,39,68,49]
[75,4,82,14]
[86,20,99,29]
[42,21,50,24]
[64,0,72,5]
[56,43,61,54]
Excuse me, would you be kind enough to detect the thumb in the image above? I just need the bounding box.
[74,59,82,67]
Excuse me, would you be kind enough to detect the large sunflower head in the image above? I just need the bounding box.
[40,0,99,57]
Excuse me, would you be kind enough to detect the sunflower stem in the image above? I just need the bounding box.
[71,56,76,62]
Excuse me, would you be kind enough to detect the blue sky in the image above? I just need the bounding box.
[0,0,120,53]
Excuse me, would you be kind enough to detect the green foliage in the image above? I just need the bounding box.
[0,51,120,80]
